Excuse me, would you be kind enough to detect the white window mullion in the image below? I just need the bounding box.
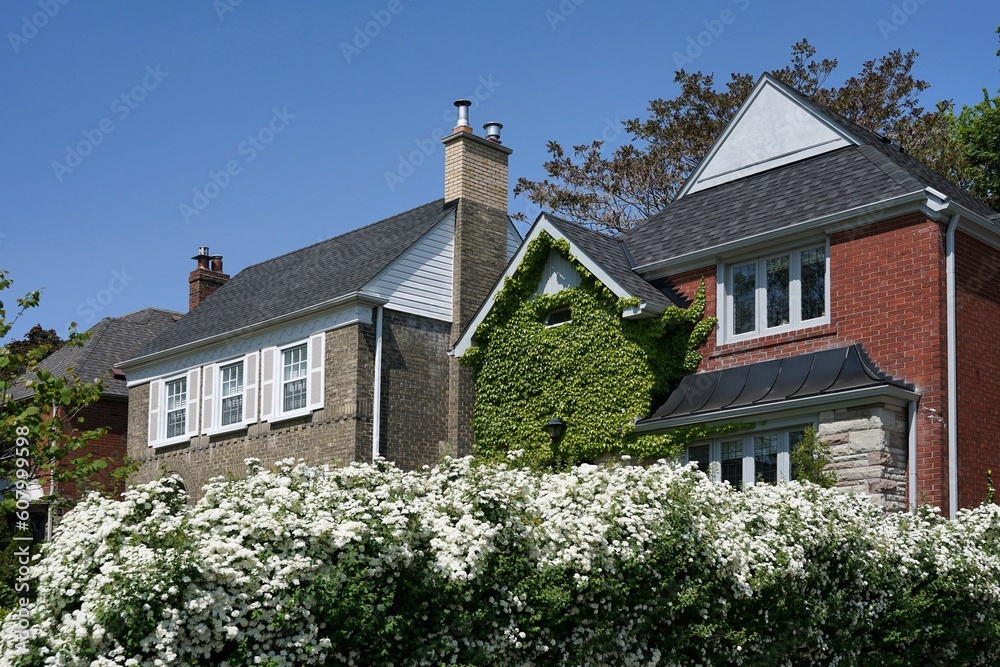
[789,250,802,328]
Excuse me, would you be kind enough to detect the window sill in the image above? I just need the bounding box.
[204,422,249,437]
[151,436,191,449]
[268,407,318,424]
[712,322,838,359]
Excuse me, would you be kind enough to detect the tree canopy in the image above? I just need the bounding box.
[514,39,970,234]
[954,26,1000,211]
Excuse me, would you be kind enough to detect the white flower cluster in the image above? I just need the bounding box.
[3,457,1000,666]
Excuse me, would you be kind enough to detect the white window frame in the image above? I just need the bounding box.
[719,240,830,343]
[261,332,325,423]
[201,352,259,436]
[685,424,813,487]
[148,368,200,448]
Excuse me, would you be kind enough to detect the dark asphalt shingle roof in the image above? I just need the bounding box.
[545,214,682,311]
[132,199,452,359]
[625,145,924,268]
[9,308,180,400]
[639,344,911,427]
[625,79,999,269]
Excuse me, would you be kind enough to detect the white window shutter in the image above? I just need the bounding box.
[202,364,216,433]
[260,347,276,421]
[148,380,161,446]
[307,332,325,411]
[243,352,259,424]
[185,368,201,438]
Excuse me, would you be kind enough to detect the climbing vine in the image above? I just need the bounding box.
[461,232,720,468]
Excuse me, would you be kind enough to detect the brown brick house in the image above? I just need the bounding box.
[454,74,1000,515]
[119,102,520,499]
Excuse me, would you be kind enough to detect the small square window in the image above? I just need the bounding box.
[544,307,572,327]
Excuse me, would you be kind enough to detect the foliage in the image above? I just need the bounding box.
[954,26,1000,211]
[789,425,837,488]
[515,39,966,233]
[0,270,114,619]
[460,232,716,468]
[0,269,109,513]
[3,456,1000,666]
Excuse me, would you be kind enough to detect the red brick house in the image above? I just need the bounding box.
[455,74,1000,515]
[119,103,520,499]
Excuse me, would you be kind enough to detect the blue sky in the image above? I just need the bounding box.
[1,0,997,341]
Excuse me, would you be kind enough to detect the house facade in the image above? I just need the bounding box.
[120,102,520,499]
[455,74,1000,515]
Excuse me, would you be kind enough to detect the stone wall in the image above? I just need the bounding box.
[820,402,908,512]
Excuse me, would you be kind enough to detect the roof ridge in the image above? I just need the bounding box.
[239,198,446,273]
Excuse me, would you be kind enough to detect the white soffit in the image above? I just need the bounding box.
[682,75,859,197]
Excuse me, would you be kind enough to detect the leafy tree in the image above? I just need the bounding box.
[0,270,110,616]
[954,26,1000,212]
[0,269,109,512]
[515,40,965,233]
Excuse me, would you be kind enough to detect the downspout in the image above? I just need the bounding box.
[946,213,961,518]
[372,306,384,460]
[908,399,918,511]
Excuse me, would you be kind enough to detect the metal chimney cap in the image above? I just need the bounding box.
[197,246,210,257]
[453,99,472,128]
[483,121,503,143]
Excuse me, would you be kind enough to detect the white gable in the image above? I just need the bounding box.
[364,211,454,321]
[534,250,582,295]
[680,75,859,197]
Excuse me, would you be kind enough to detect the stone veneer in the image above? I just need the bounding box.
[820,402,908,512]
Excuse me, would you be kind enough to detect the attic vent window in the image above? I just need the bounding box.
[544,307,572,327]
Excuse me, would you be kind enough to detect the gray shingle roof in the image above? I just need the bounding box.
[545,214,681,311]
[132,199,453,359]
[9,308,180,400]
[624,80,999,269]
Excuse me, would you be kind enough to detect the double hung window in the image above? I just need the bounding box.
[725,244,827,341]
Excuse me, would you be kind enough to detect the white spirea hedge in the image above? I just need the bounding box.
[3,457,1000,666]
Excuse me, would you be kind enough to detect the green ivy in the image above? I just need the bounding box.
[461,232,721,468]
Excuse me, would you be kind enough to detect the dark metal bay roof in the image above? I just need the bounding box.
[132,199,452,360]
[544,214,682,311]
[9,308,180,400]
[639,344,913,427]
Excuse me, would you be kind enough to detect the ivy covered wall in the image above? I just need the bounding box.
[461,232,716,468]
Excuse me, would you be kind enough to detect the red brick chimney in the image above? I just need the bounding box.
[189,246,229,310]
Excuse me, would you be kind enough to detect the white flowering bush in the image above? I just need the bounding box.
[2,456,1000,666]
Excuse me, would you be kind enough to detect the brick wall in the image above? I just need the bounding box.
[955,230,1000,508]
[127,324,375,500]
[379,310,451,469]
[668,212,951,510]
[57,396,129,499]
